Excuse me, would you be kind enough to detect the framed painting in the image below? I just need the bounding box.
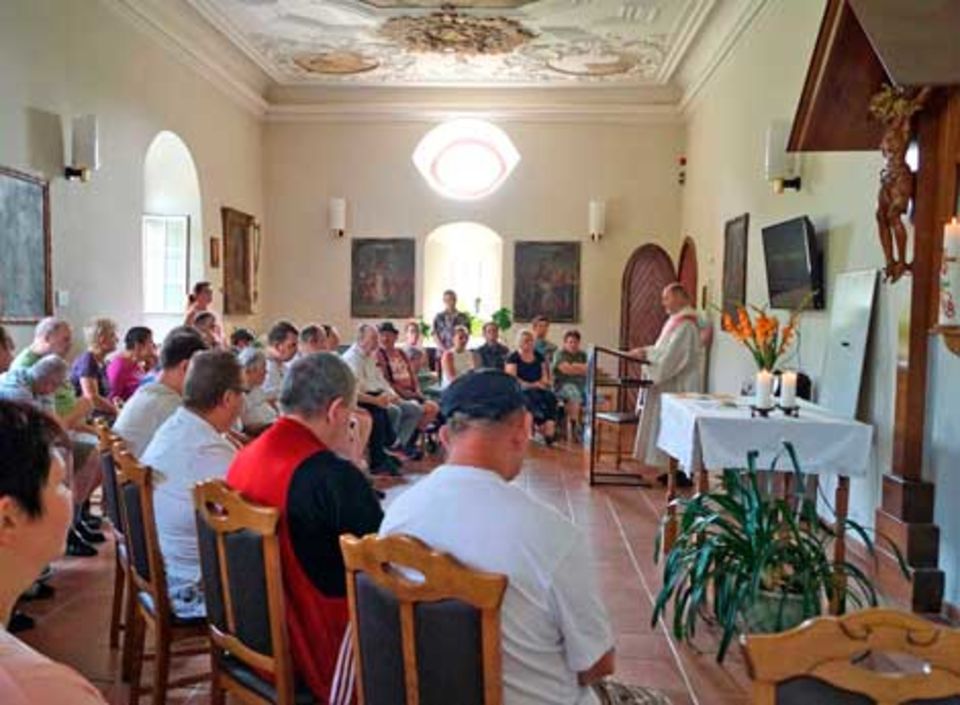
[514,241,580,322]
[722,213,749,317]
[221,206,254,315]
[209,237,221,269]
[0,166,51,323]
[351,238,416,318]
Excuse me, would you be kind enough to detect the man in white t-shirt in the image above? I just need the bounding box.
[141,350,243,619]
[380,370,669,705]
[113,328,207,457]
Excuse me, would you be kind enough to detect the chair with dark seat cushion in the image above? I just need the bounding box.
[194,478,312,705]
[742,608,960,705]
[340,533,507,705]
[114,450,209,705]
[94,421,128,655]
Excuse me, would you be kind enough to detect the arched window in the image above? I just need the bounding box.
[424,222,503,333]
[142,131,202,318]
[413,119,519,201]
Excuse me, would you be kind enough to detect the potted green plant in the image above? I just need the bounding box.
[491,307,513,333]
[652,442,906,662]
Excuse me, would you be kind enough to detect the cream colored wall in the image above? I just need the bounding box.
[262,119,685,348]
[0,0,263,348]
[681,0,960,604]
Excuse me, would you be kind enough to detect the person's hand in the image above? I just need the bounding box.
[377,395,392,408]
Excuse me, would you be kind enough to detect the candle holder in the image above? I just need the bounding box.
[750,405,775,418]
[778,404,800,418]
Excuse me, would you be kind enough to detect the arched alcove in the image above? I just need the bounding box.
[142,131,203,320]
[423,222,503,324]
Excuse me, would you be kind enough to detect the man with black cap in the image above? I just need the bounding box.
[380,370,669,705]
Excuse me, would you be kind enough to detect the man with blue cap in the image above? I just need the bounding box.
[380,369,669,705]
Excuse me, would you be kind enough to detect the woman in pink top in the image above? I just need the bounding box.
[0,401,107,704]
[106,326,155,401]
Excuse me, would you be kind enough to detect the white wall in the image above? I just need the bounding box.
[681,0,960,604]
[0,0,263,349]
[262,119,685,348]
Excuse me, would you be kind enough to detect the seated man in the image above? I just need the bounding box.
[298,324,327,356]
[263,321,299,404]
[0,400,108,704]
[375,321,439,449]
[105,326,155,402]
[553,329,589,441]
[113,327,207,458]
[229,327,256,352]
[532,314,558,365]
[227,353,383,703]
[381,370,667,705]
[474,321,510,370]
[141,350,243,618]
[237,347,278,435]
[342,324,423,473]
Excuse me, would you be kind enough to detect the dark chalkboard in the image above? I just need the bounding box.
[0,167,51,322]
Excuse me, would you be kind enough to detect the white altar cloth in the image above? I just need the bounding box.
[656,394,872,476]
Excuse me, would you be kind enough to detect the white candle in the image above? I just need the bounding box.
[755,370,774,409]
[946,217,960,259]
[781,371,798,408]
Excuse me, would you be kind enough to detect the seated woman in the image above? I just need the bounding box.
[0,400,108,703]
[70,317,119,419]
[402,320,427,374]
[553,329,589,442]
[192,311,222,349]
[440,325,476,389]
[106,326,154,402]
[505,329,559,444]
[237,348,278,436]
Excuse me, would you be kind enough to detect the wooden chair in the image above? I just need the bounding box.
[193,479,314,705]
[340,533,507,705]
[741,608,960,704]
[94,421,128,655]
[113,450,209,705]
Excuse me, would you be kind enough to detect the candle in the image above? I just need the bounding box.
[755,370,774,409]
[781,371,798,408]
[946,217,960,259]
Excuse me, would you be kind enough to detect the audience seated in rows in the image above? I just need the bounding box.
[140,349,243,619]
[263,321,299,404]
[506,329,559,444]
[375,321,439,428]
[0,401,107,704]
[226,352,384,702]
[237,347,279,435]
[105,325,154,402]
[441,324,477,388]
[475,320,510,370]
[112,327,208,457]
[381,370,669,705]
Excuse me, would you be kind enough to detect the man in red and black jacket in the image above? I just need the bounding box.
[227,352,383,701]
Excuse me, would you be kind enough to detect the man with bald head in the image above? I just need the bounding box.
[629,283,702,486]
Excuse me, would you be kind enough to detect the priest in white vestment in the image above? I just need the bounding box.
[630,283,702,483]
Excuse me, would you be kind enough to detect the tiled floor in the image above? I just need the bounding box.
[19,442,753,704]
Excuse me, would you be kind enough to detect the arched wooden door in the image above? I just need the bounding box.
[620,244,677,407]
[678,237,698,304]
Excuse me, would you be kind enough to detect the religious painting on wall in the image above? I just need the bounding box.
[221,206,255,315]
[722,213,750,317]
[0,167,51,323]
[514,241,580,322]
[351,238,416,318]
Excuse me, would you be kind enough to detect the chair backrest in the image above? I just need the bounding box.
[113,449,170,616]
[340,533,507,705]
[742,608,960,705]
[94,422,124,533]
[193,479,294,701]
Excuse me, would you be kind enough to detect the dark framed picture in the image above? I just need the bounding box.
[221,207,254,315]
[722,213,749,317]
[209,237,221,269]
[0,166,51,323]
[351,238,416,318]
[514,241,580,322]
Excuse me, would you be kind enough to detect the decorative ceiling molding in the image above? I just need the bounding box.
[106,0,270,117]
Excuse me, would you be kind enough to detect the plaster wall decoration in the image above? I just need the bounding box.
[187,0,714,87]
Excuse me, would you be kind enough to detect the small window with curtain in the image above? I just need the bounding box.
[142,214,189,314]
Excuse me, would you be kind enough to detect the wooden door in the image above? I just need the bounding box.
[678,237,698,303]
[619,244,676,408]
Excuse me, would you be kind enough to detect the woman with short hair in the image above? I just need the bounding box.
[70,317,119,418]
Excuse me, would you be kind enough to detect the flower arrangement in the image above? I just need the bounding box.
[720,302,805,371]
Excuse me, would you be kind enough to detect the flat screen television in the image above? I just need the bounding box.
[761,216,825,310]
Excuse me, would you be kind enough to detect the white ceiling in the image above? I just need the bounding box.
[186,0,726,87]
